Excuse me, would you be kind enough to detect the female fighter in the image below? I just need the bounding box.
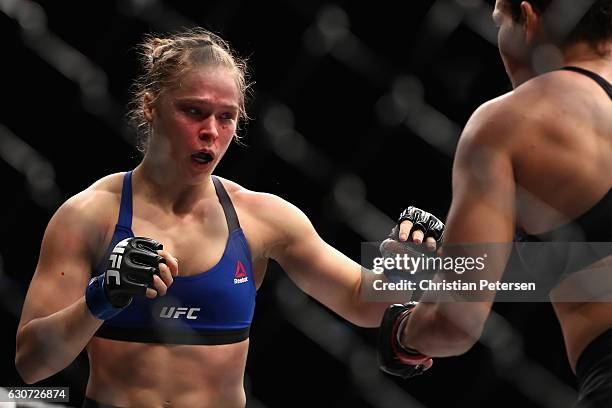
[379,1,612,406]
[14,28,443,408]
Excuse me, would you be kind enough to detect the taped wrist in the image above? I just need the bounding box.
[85,274,129,320]
[378,303,431,378]
[394,303,429,361]
[393,306,428,361]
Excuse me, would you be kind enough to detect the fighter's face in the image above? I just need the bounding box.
[145,66,240,182]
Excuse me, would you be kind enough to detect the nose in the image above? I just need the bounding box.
[198,115,219,143]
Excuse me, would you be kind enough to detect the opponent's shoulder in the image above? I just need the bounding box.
[509,70,593,127]
[461,78,564,152]
[466,70,598,150]
[459,92,524,151]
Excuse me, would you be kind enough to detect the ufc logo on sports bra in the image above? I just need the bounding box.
[159,306,200,320]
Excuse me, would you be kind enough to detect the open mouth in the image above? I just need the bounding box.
[191,151,214,164]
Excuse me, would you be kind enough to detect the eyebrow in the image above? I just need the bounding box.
[175,97,239,112]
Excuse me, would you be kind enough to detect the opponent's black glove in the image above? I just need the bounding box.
[380,207,445,286]
[378,303,433,379]
[86,237,165,319]
[389,206,445,243]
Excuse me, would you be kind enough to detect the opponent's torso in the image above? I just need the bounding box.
[513,67,612,240]
[507,65,612,370]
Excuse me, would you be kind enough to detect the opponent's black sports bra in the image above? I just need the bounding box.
[562,66,612,100]
[515,66,612,288]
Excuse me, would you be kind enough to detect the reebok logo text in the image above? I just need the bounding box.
[234,260,248,284]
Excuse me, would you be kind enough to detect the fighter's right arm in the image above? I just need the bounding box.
[15,192,107,384]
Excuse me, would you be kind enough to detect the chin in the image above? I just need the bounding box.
[187,161,218,179]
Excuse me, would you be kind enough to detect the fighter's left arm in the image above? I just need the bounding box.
[400,101,518,357]
[256,194,394,328]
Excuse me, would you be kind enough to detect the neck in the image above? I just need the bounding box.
[133,157,216,214]
[563,41,612,80]
[564,40,611,61]
[511,40,612,88]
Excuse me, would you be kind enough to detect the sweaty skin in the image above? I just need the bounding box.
[401,64,612,369]
[17,166,399,407]
[16,65,404,408]
[397,0,612,369]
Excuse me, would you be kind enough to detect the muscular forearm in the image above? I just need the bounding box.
[15,296,103,384]
[348,270,414,328]
[400,302,484,357]
[349,300,393,328]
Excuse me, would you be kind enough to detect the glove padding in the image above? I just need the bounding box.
[104,237,165,308]
[389,206,445,243]
[378,303,433,379]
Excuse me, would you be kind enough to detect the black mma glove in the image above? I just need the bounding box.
[86,237,165,319]
[378,303,433,379]
[389,206,445,243]
[379,206,445,286]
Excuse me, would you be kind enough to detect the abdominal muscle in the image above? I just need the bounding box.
[85,336,249,408]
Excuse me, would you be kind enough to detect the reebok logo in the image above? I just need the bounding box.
[234,260,248,284]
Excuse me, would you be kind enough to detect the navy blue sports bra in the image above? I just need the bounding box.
[92,171,256,345]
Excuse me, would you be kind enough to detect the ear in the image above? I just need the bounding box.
[520,1,540,43]
[143,92,156,122]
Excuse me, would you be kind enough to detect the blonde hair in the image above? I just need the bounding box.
[127,28,252,153]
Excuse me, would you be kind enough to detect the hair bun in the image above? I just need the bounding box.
[150,38,174,62]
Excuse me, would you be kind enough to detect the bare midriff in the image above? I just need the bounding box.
[86,337,249,408]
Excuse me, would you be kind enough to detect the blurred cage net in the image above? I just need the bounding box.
[0,0,598,406]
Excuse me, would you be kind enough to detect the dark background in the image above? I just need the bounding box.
[1,0,577,407]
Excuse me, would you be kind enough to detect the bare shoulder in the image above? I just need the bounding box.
[460,74,575,152]
[57,172,124,223]
[512,70,601,131]
[216,176,306,221]
[19,173,127,326]
[214,177,312,241]
[460,91,528,151]
[47,172,125,250]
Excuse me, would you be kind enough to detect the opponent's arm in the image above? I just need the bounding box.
[400,101,517,357]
